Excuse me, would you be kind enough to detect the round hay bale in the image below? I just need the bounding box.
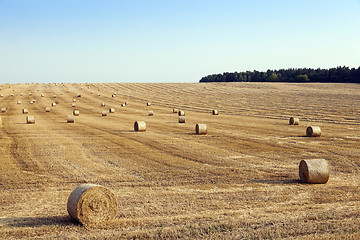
[112,94,115,98]
[67,184,118,227]
[146,102,151,106]
[29,101,33,104]
[53,95,57,98]
[124,101,128,105]
[134,121,146,132]
[67,115,75,123]
[299,159,329,184]
[148,110,153,116]
[29,93,32,96]
[32,99,36,103]
[212,110,219,115]
[101,103,106,107]
[17,101,21,104]
[121,104,125,107]
[45,107,51,112]
[1,108,6,113]
[173,108,178,113]
[109,108,115,113]
[20,93,23,96]
[178,110,185,116]
[41,94,45,97]
[101,110,108,116]
[195,123,207,135]
[306,126,321,137]
[97,93,100,96]
[77,94,81,97]
[52,102,56,107]
[72,103,76,107]
[0,94,3,97]
[178,116,185,123]
[73,110,80,116]
[11,94,14,96]
[22,109,28,114]
[26,115,35,124]
[73,99,76,102]
[289,117,299,125]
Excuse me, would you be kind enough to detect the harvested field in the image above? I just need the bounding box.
[0,82,359,239]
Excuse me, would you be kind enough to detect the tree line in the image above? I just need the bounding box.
[199,66,360,83]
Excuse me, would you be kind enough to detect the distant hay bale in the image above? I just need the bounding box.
[97,93,100,96]
[178,110,185,116]
[53,95,57,98]
[41,94,45,97]
[306,126,321,137]
[101,103,106,107]
[109,108,115,113]
[29,100,33,104]
[17,101,21,104]
[1,107,6,113]
[299,159,330,184]
[32,99,36,103]
[26,115,35,124]
[289,117,299,125]
[11,94,14,96]
[52,103,56,107]
[67,184,118,227]
[73,99,76,102]
[121,104,125,107]
[0,94,3,97]
[134,121,146,132]
[29,93,32,96]
[146,102,151,106]
[67,115,75,123]
[112,94,115,98]
[77,94,81,97]
[101,110,108,116]
[178,116,185,123]
[148,110,153,116]
[20,93,23,96]
[212,110,219,115]
[22,109,28,114]
[73,110,80,116]
[195,123,207,135]
[72,103,76,107]
[45,107,51,112]
[60,92,63,95]
[173,108,178,113]
[124,102,128,105]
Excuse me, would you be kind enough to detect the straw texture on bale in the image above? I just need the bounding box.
[212,110,219,115]
[109,108,115,113]
[67,184,118,227]
[195,123,207,135]
[26,116,35,124]
[52,103,56,107]
[67,115,75,123]
[101,111,108,116]
[148,110,153,116]
[299,159,330,184]
[178,110,185,116]
[73,110,80,116]
[1,108,6,113]
[134,121,146,132]
[173,108,178,113]
[22,109,28,114]
[289,117,299,125]
[146,102,151,106]
[306,126,321,137]
[45,107,51,112]
[178,116,185,123]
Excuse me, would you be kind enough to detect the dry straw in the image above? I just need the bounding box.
[178,116,185,123]
[67,115,75,123]
[178,110,185,116]
[45,107,51,112]
[73,110,80,116]
[22,109,28,114]
[289,117,299,125]
[134,121,146,131]
[212,110,219,115]
[109,108,115,113]
[101,110,108,116]
[299,159,329,184]
[26,116,35,124]
[67,184,118,227]
[195,123,207,135]
[148,110,153,116]
[306,126,321,137]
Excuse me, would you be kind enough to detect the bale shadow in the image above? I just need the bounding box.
[250,179,301,185]
[1,216,74,228]
[113,130,136,133]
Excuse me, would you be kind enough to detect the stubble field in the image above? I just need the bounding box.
[0,82,359,239]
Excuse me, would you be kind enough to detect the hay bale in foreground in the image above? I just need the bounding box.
[45,107,51,112]
[178,116,185,123]
[306,126,321,137]
[195,123,207,135]
[109,108,115,113]
[22,109,28,114]
[212,110,219,115]
[26,116,35,124]
[148,110,153,116]
[289,117,299,125]
[67,115,75,123]
[178,110,185,116]
[101,110,108,116]
[134,121,146,132]
[67,184,118,227]
[73,110,80,116]
[299,159,329,184]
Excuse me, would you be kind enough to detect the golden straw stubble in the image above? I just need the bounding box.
[299,159,330,184]
[67,184,118,227]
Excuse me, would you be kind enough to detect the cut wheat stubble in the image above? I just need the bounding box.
[299,159,330,184]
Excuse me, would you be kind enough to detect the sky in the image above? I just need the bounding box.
[1,0,360,83]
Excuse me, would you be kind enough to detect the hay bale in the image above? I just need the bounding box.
[77,94,81,97]
[148,110,153,116]
[299,159,330,184]
[11,94,14,96]
[124,101,128,105]
[29,93,32,96]
[195,123,207,135]
[212,110,219,115]
[17,101,21,104]
[73,99,76,102]
[41,94,45,97]
[109,108,115,113]
[20,93,23,96]
[101,110,108,116]
[289,117,299,125]
[97,93,100,96]
[26,115,35,124]
[134,121,146,132]
[178,116,185,123]
[146,102,151,106]
[67,115,75,123]
[306,126,321,137]
[52,103,56,107]
[112,95,115,98]
[173,108,178,113]
[1,108,6,113]
[67,184,118,227]
[72,103,76,107]
[32,99,36,103]
[0,94,3,97]
[29,100,33,104]
[22,109,28,114]
[101,103,106,107]
[45,107,51,112]
[121,104,125,107]
[73,110,80,116]
[53,95,57,98]
[178,110,185,116]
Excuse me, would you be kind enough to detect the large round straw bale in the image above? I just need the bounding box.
[299,159,329,184]
[67,184,118,227]
[101,102,106,107]
[212,110,219,115]
[124,101,128,105]
[73,110,80,116]
[1,108,6,113]
[195,123,207,135]
[77,94,81,97]
[29,93,32,96]
[97,93,100,96]
[121,104,125,107]
[32,99,36,103]
[134,121,146,132]
[67,115,75,123]
[29,100,33,104]
[26,116,35,124]
[0,94,3,97]
[148,110,153,116]
[17,101,21,104]
[173,108,178,113]
[178,110,185,116]
[112,94,115,98]
[22,109,28,114]
[178,116,185,123]
[72,103,76,107]
[20,93,23,96]
[53,95,57,98]
[109,108,115,113]
[146,102,151,106]
[289,117,299,125]
[73,99,76,102]
[306,126,321,137]
[45,107,51,112]
[101,110,108,116]
[52,102,56,107]
[41,94,45,97]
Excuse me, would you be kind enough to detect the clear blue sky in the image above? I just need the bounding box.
[1,0,360,83]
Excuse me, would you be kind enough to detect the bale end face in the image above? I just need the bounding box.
[289,117,299,125]
[306,126,321,137]
[299,159,329,184]
[195,124,207,135]
[134,121,146,132]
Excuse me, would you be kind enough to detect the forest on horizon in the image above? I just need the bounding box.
[199,66,360,83]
